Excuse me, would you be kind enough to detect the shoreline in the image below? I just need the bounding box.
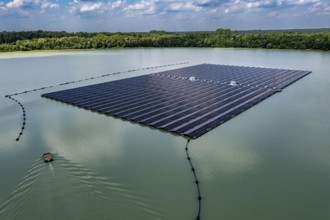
[0,46,329,56]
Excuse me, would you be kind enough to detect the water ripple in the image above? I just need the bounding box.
[0,154,162,220]
[0,158,43,219]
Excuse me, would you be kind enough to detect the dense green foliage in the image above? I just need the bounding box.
[1,29,329,52]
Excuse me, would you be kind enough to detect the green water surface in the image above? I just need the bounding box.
[0,48,329,220]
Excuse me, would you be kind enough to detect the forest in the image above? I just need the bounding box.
[0,29,329,52]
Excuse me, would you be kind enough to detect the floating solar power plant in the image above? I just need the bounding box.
[42,64,311,139]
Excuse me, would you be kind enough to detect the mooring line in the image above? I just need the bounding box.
[185,139,202,220]
[4,95,26,142]
[5,62,189,97]
[4,62,189,141]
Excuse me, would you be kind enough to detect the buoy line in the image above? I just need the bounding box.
[4,62,189,142]
[4,95,26,142]
[185,139,202,220]
[5,62,189,97]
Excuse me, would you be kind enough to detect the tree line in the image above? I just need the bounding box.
[0,29,329,52]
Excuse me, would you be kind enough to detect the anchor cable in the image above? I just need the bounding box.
[5,95,26,142]
[184,139,202,220]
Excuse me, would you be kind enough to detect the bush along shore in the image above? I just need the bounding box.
[0,29,329,52]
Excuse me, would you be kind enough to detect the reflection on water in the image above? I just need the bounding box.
[0,153,163,220]
[196,137,260,178]
[1,49,330,220]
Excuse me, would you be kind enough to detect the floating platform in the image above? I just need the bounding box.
[42,64,311,139]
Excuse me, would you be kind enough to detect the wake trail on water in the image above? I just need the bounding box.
[0,153,161,220]
[0,158,43,219]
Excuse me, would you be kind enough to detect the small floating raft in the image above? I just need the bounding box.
[42,153,53,163]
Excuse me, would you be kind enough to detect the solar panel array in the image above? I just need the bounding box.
[42,64,311,139]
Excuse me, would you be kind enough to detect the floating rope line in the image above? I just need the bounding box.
[4,62,189,141]
[5,62,189,97]
[4,95,26,142]
[185,139,202,220]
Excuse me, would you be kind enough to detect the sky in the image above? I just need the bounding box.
[0,0,329,32]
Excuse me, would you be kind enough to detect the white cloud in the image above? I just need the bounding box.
[79,2,103,13]
[194,0,223,8]
[223,0,245,14]
[285,0,319,6]
[69,0,125,15]
[111,0,124,9]
[307,1,330,14]
[223,0,274,14]
[2,0,58,16]
[7,0,33,8]
[246,1,273,9]
[123,0,158,15]
[221,0,329,16]
[125,2,147,10]
[0,0,329,31]
[41,1,59,9]
[167,2,202,12]
[7,0,58,9]
[0,2,5,12]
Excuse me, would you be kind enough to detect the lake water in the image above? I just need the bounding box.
[0,48,330,220]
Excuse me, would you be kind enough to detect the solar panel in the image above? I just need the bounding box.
[42,64,311,139]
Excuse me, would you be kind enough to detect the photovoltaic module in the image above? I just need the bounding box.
[42,64,311,139]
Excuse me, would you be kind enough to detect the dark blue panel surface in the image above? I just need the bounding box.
[42,64,311,139]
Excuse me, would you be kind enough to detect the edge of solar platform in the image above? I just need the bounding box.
[42,93,193,139]
[41,88,272,139]
[41,64,312,139]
